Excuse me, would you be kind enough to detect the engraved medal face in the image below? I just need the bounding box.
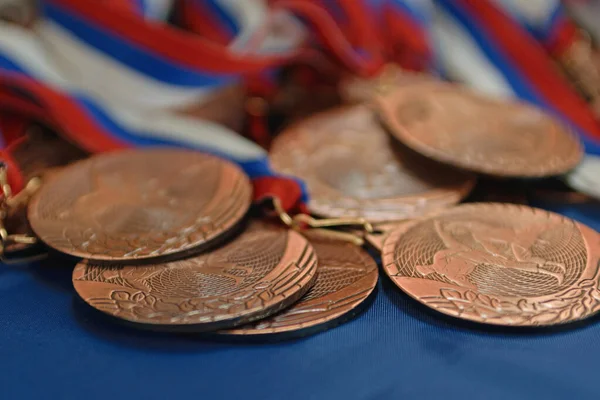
[222,235,378,337]
[72,221,318,331]
[382,203,600,327]
[377,82,583,177]
[28,149,252,261]
[270,106,475,222]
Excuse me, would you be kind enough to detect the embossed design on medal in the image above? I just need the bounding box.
[270,105,475,222]
[28,149,252,261]
[382,203,600,326]
[72,221,318,331]
[377,81,583,177]
[223,235,378,336]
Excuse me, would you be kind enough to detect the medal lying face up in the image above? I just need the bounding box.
[270,105,475,222]
[377,81,584,178]
[221,234,378,338]
[20,146,381,333]
[382,203,600,327]
[25,149,320,331]
[28,149,252,261]
[72,221,318,332]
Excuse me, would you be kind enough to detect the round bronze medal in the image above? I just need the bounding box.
[377,82,583,177]
[72,221,318,331]
[222,235,378,337]
[382,203,600,327]
[270,105,475,222]
[28,149,252,261]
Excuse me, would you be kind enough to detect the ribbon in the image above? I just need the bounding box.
[0,114,26,194]
[382,0,436,71]
[4,0,600,210]
[494,0,578,56]
[270,0,385,76]
[0,1,309,212]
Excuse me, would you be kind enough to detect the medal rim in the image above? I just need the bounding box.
[71,225,319,332]
[270,105,476,222]
[377,82,584,178]
[27,148,253,262]
[220,237,379,337]
[381,202,600,327]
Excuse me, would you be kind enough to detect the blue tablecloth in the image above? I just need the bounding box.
[2,201,600,400]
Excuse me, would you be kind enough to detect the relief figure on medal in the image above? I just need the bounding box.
[415,220,567,289]
[53,160,221,256]
[447,107,544,161]
[72,163,211,232]
[314,127,454,200]
[83,230,287,299]
[396,91,546,161]
[397,215,588,298]
[317,150,428,200]
[87,255,250,299]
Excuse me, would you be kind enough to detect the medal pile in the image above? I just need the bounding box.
[14,147,380,337]
[3,0,600,338]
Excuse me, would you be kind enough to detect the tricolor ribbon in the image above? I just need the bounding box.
[3,0,600,212]
[308,0,435,72]
[0,0,309,212]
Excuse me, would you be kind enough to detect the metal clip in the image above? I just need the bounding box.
[0,165,45,264]
[270,197,373,246]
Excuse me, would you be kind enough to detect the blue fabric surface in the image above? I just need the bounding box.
[2,202,600,400]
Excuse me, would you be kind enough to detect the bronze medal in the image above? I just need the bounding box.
[270,105,475,222]
[222,235,378,338]
[28,149,252,261]
[377,82,583,177]
[72,221,318,331]
[382,203,600,327]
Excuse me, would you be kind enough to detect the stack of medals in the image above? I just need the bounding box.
[269,74,600,328]
[8,142,380,338]
[3,0,600,338]
[10,77,599,334]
